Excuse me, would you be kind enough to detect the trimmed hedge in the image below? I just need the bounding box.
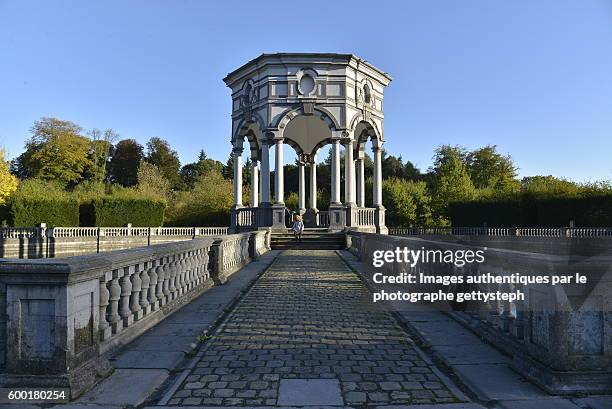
[7,197,80,227]
[85,197,166,227]
[450,195,612,227]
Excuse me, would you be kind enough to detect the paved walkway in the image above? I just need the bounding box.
[161,250,463,407]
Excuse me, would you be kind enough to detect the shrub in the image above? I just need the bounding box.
[450,195,612,227]
[88,196,166,226]
[7,179,79,226]
[165,171,232,226]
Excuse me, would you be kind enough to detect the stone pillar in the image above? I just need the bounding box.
[356,155,365,207]
[298,160,306,214]
[260,140,271,204]
[344,140,358,229]
[344,141,355,205]
[309,155,317,210]
[304,154,318,228]
[271,138,286,231]
[373,146,383,206]
[331,139,341,205]
[274,139,284,204]
[329,138,345,230]
[372,145,387,234]
[251,159,259,207]
[233,147,243,207]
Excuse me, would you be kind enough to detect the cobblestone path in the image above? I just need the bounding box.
[167,250,459,406]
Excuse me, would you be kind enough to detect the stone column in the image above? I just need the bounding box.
[250,159,259,207]
[331,139,341,205]
[309,155,317,210]
[344,141,355,205]
[373,146,383,206]
[233,147,243,207]
[260,141,271,204]
[373,145,387,233]
[298,160,306,213]
[356,155,365,207]
[274,139,284,204]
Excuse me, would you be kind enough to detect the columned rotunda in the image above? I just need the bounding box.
[224,53,391,233]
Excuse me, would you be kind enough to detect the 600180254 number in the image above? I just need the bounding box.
[0,388,69,403]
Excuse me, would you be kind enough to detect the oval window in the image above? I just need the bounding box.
[299,74,315,96]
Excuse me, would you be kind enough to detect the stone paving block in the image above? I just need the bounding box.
[451,363,547,401]
[409,321,484,346]
[78,369,168,406]
[434,344,510,365]
[111,350,184,369]
[494,398,581,409]
[277,379,344,406]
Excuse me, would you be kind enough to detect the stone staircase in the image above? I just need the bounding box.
[270,228,347,250]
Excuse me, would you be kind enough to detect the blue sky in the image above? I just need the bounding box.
[1,0,611,181]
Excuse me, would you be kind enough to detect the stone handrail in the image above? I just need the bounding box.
[347,231,612,394]
[0,230,270,397]
[389,226,612,237]
[0,226,231,259]
[0,227,40,239]
[47,226,230,238]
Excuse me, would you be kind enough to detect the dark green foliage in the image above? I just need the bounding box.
[109,139,144,186]
[7,179,79,226]
[450,195,612,227]
[87,197,166,227]
[8,196,79,227]
[0,204,10,226]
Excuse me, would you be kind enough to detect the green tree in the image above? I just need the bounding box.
[180,150,224,190]
[109,139,144,186]
[520,176,582,199]
[145,137,181,187]
[466,145,519,191]
[430,145,476,224]
[12,117,92,185]
[383,178,432,227]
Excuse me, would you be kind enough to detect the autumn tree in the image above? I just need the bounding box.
[0,148,18,205]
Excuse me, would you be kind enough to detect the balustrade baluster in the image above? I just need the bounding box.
[140,262,151,314]
[99,275,111,340]
[120,267,134,327]
[107,272,122,334]
[130,264,143,320]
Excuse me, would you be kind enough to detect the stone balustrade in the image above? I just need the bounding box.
[389,226,612,237]
[0,226,230,259]
[0,230,269,398]
[348,231,612,394]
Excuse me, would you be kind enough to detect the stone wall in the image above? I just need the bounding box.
[348,232,612,394]
[0,230,269,398]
